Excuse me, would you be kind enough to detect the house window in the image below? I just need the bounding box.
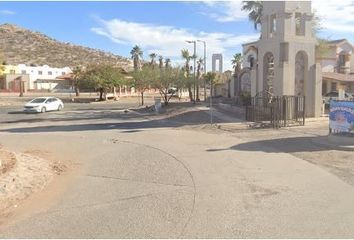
[339,54,346,65]
[338,53,348,73]
[295,13,305,36]
[21,70,26,74]
[270,14,276,34]
[38,71,43,75]
[248,56,255,69]
[48,71,52,75]
[331,82,337,91]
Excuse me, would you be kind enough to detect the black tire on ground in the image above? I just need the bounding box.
[41,107,46,113]
[58,105,63,111]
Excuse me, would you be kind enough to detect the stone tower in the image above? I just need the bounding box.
[254,1,322,117]
[212,54,223,73]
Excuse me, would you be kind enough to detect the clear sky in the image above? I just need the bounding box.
[1,1,354,71]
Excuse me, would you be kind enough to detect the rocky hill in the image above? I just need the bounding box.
[0,23,132,69]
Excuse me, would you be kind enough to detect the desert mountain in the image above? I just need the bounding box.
[0,23,132,69]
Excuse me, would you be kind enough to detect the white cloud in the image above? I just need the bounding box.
[313,0,354,33]
[91,17,259,70]
[201,0,354,34]
[200,1,248,22]
[0,10,15,15]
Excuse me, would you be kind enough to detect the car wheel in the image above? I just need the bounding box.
[41,107,46,113]
[58,105,63,111]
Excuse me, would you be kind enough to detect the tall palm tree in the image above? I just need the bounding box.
[204,72,216,98]
[149,53,157,66]
[241,1,263,31]
[181,49,191,73]
[158,55,164,69]
[181,49,193,102]
[231,53,243,76]
[196,58,203,102]
[130,45,143,70]
[72,66,84,96]
[164,58,171,68]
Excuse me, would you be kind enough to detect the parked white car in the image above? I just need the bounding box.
[24,97,64,113]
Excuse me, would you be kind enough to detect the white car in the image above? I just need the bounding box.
[24,97,64,113]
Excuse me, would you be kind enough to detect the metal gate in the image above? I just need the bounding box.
[245,95,305,128]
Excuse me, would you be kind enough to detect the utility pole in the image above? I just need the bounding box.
[197,40,207,101]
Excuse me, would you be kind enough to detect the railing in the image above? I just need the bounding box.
[246,95,305,128]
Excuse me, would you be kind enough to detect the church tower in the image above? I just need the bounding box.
[255,1,322,117]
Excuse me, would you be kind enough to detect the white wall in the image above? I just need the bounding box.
[321,59,336,72]
[17,64,72,89]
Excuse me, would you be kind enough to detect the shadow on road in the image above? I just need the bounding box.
[207,136,353,153]
[1,109,234,133]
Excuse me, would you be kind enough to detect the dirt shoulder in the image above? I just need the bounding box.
[0,146,65,213]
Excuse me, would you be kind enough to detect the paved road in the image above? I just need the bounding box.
[1,101,354,238]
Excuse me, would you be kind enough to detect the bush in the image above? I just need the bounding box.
[240,91,251,106]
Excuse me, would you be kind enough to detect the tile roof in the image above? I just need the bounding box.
[323,72,354,82]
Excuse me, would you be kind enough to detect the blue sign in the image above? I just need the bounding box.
[329,100,354,134]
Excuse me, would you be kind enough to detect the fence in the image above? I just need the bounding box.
[245,95,305,128]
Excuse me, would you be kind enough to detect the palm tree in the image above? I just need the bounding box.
[196,58,203,102]
[181,49,194,102]
[181,49,191,73]
[72,66,84,96]
[130,45,143,70]
[164,58,171,68]
[241,1,263,31]
[149,53,157,66]
[158,55,164,69]
[203,72,216,98]
[231,53,243,76]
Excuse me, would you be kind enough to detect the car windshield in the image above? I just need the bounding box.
[30,98,47,103]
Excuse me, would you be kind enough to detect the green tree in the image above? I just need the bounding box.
[149,53,157,66]
[203,72,217,97]
[241,1,263,31]
[196,58,204,102]
[231,53,242,76]
[153,67,183,106]
[158,55,164,69]
[130,45,143,70]
[130,65,156,105]
[72,66,84,97]
[164,58,171,68]
[181,49,194,102]
[84,64,125,101]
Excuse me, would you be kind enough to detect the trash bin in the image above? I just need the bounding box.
[154,97,162,113]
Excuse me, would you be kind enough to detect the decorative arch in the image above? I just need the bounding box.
[263,52,275,94]
[247,55,255,69]
[239,68,251,93]
[295,51,308,96]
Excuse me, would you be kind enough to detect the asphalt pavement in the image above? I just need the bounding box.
[1,99,354,238]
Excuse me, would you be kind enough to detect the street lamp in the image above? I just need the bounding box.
[197,40,206,101]
[186,40,196,103]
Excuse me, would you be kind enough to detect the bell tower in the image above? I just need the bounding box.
[255,1,322,117]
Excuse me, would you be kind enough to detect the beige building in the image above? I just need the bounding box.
[319,39,354,94]
[241,1,322,117]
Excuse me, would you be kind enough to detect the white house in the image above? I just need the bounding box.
[16,64,72,90]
